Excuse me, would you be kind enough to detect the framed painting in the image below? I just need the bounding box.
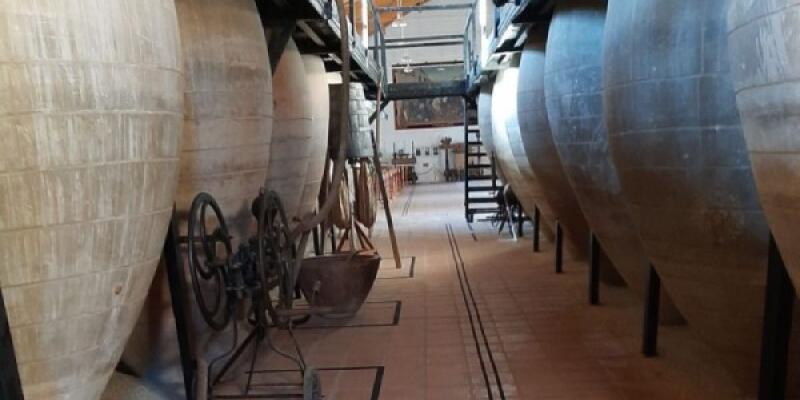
[393,64,468,129]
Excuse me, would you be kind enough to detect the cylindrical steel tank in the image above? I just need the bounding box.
[545,0,653,297]
[299,55,330,218]
[329,83,374,159]
[477,80,510,184]
[120,0,273,395]
[604,0,769,391]
[518,30,590,257]
[728,1,800,290]
[267,38,313,220]
[0,1,183,398]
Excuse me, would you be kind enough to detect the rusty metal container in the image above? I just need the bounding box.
[298,253,381,317]
[329,83,374,160]
[299,55,330,218]
[267,38,313,220]
[545,0,661,299]
[0,1,183,398]
[728,1,800,291]
[518,30,591,257]
[120,0,273,396]
[604,0,770,392]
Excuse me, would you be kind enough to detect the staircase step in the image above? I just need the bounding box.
[466,198,498,204]
[467,141,483,146]
[466,186,498,192]
[467,163,492,168]
[467,152,488,157]
[468,174,497,180]
[467,207,502,214]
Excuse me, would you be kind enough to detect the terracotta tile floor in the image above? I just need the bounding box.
[236,183,745,399]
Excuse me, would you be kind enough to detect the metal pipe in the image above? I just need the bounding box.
[360,0,368,48]
[377,3,473,12]
[372,40,464,50]
[385,34,464,43]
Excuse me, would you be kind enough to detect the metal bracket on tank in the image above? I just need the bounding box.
[0,284,24,399]
[642,264,661,357]
[589,233,600,305]
[532,206,540,253]
[758,233,795,400]
[267,20,298,71]
[555,221,564,274]
[163,207,198,400]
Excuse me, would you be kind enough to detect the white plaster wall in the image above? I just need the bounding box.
[376,0,471,183]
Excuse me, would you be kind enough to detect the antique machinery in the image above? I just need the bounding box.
[186,190,322,400]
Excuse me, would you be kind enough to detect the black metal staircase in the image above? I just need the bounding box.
[464,100,501,223]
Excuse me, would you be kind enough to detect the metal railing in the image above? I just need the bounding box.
[463,1,479,85]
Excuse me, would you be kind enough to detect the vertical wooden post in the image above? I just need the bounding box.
[370,78,402,268]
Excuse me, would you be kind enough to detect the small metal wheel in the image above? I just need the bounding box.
[303,368,322,400]
[187,192,233,331]
[255,190,297,323]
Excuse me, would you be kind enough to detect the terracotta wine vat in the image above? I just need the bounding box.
[120,0,273,395]
[728,0,800,290]
[329,83,374,159]
[299,55,330,218]
[491,67,554,226]
[518,31,590,258]
[0,1,183,398]
[175,0,274,242]
[267,38,313,220]
[478,81,496,154]
[604,0,770,391]
[478,80,510,185]
[544,0,654,297]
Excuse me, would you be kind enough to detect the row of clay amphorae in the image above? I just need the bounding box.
[481,0,800,396]
[0,0,334,398]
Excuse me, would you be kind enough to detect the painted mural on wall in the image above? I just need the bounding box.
[393,64,466,129]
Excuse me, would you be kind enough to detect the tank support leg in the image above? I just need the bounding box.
[642,264,660,357]
[555,221,563,274]
[758,234,795,400]
[164,208,197,399]
[312,225,322,256]
[0,283,23,399]
[517,206,524,238]
[589,233,600,305]
[330,226,337,253]
[533,206,540,253]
